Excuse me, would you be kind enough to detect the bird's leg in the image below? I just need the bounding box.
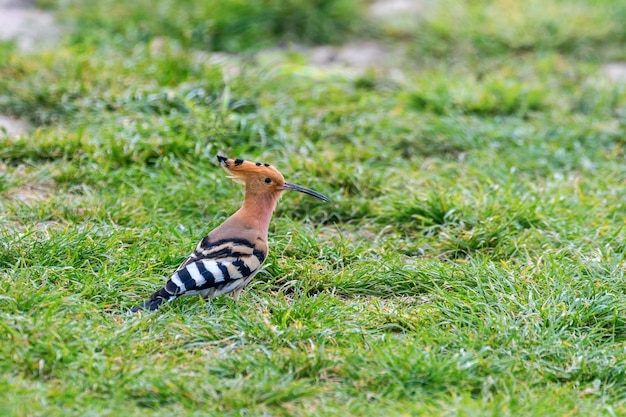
[232,288,243,301]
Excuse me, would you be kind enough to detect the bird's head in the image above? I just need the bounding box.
[217,155,330,202]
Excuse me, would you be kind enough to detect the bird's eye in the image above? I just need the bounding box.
[264,177,272,184]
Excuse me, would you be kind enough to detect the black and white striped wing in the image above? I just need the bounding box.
[176,237,267,295]
[181,237,266,269]
[132,237,266,311]
[170,254,263,299]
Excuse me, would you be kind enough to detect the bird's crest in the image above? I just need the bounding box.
[217,155,285,186]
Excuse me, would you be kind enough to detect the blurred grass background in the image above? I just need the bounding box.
[1,0,626,415]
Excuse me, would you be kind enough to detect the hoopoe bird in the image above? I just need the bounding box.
[131,155,330,312]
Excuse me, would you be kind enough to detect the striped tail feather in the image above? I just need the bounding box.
[131,280,180,312]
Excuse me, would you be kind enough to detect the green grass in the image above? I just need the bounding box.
[1,0,626,415]
[386,0,626,62]
[57,0,364,52]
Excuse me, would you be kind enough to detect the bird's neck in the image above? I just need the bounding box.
[234,191,281,240]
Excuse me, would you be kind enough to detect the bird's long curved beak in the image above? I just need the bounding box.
[280,182,331,202]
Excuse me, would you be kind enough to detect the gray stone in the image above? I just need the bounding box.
[602,63,626,83]
[0,115,29,136]
[369,0,425,17]
[0,3,60,51]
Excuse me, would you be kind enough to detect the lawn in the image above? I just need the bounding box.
[1,0,626,415]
